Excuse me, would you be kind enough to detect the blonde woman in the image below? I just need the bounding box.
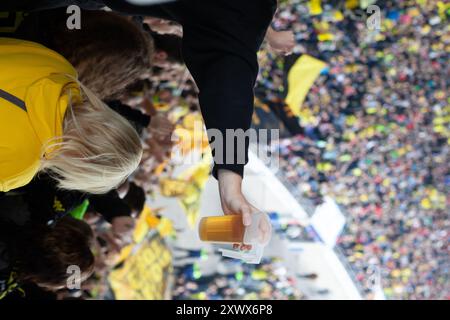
[0,38,143,193]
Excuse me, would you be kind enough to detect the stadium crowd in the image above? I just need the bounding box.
[264,0,449,299]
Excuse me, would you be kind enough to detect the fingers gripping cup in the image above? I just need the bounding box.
[198,212,272,264]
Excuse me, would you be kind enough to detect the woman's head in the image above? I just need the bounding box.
[48,10,154,100]
[41,85,143,194]
[15,216,95,290]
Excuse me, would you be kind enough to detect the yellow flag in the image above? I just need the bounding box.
[157,217,175,238]
[159,177,189,197]
[133,206,154,243]
[178,153,213,228]
[309,0,323,15]
[345,0,359,9]
[334,10,344,21]
[285,55,326,118]
[318,33,334,41]
[437,1,450,18]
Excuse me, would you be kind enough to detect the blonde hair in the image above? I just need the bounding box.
[40,82,143,194]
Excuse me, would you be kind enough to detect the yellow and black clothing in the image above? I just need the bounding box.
[0,38,81,192]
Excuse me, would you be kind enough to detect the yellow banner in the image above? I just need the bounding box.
[178,153,212,228]
[108,235,172,300]
[285,55,326,118]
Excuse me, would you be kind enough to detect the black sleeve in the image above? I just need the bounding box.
[89,190,131,223]
[191,54,257,178]
[107,100,151,136]
[20,174,85,224]
[0,193,31,226]
[0,241,11,282]
[179,0,275,178]
[103,0,275,178]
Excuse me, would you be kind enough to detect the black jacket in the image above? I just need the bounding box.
[0,222,56,301]
[104,0,277,178]
[8,174,133,225]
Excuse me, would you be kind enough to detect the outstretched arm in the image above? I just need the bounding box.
[187,52,260,224]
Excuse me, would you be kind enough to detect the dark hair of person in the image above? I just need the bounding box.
[123,182,146,215]
[12,216,95,289]
[151,32,183,64]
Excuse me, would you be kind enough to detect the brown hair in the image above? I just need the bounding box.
[15,216,95,289]
[49,10,154,100]
[123,182,146,216]
[151,32,183,64]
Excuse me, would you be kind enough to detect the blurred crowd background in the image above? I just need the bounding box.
[7,0,447,300]
[260,0,449,299]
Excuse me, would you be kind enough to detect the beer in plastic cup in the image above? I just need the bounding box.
[198,215,245,243]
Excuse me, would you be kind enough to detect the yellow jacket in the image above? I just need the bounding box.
[0,38,81,192]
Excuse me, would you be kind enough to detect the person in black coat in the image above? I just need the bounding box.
[102,0,279,226]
